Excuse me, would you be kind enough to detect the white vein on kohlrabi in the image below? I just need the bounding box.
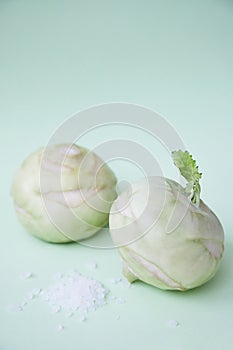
[109,150,224,291]
[11,144,117,243]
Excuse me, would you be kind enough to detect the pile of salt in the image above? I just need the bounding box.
[41,271,109,319]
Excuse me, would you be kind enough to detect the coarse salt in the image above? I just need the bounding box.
[31,288,41,296]
[7,304,23,312]
[78,315,86,322]
[27,293,34,301]
[54,272,63,280]
[116,297,126,304]
[86,262,98,270]
[121,278,131,289]
[110,277,122,285]
[57,324,64,332]
[8,268,127,328]
[51,305,61,314]
[167,319,179,328]
[41,271,109,319]
[20,272,33,280]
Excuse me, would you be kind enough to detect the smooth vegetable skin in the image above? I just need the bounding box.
[109,151,224,291]
[11,144,117,243]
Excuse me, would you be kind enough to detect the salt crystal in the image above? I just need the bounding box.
[20,272,33,280]
[167,319,179,328]
[51,305,61,314]
[110,277,122,284]
[57,324,64,332]
[121,278,131,288]
[7,304,23,312]
[78,315,86,322]
[87,262,98,270]
[116,297,126,304]
[115,315,120,320]
[32,288,41,296]
[110,279,117,284]
[54,272,63,280]
[27,293,34,300]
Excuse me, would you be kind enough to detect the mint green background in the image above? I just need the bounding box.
[1,1,233,349]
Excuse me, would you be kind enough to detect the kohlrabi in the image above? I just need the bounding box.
[11,144,117,243]
[109,151,224,291]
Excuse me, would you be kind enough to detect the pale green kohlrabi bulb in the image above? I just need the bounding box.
[109,151,224,291]
[11,144,117,243]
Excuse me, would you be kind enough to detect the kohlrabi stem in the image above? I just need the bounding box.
[172,150,202,207]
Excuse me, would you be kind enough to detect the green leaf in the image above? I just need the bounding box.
[172,150,202,207]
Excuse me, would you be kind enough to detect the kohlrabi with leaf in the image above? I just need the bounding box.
[11,144,117,243]
[109,151,224,291]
